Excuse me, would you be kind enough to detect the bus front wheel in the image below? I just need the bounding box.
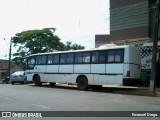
[34,75,42,86]
[77,77,88,90]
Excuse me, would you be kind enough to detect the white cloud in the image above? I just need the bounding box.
[0,0,110,59]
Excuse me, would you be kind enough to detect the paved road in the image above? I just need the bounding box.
[0,83,160,120]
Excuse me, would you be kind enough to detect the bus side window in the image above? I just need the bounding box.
[107,51,115,63]
[75,53,82,63]
[99,51,106,63]
[92,52,99,63]
[53,54,59,64]
[36,56,42,64]
[67,53,74,63]
[60,54,67,64]
[83,52,90,63]
[48,55,53,64]
[41,56,47,64]
[115,50,124,62]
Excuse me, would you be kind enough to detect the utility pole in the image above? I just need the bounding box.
[8,38,12,82]
[150,0,160,92]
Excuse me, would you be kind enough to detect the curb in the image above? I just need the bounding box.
[156,91,160,97]
[112,90,160,97]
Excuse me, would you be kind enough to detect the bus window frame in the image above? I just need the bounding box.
[75,52,83,64]
[98,50,107,63]
[91,50,107,64]
[35,55,47,65]
[60,54,67,64]
[82,52,91,64]
[27,56,36,70]
[107,49,124,63]
[47,54,54,64]
[67,53,74,64]
[29,48,124,67]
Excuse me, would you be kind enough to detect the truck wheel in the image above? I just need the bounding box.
[77,77,88,90]
[34,75,42,86]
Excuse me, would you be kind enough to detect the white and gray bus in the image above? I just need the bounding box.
[26,45,141,90]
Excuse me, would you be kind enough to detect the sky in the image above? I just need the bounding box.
[0,0,110,59]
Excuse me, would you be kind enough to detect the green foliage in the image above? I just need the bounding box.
[11,28,85,66]
[65,41,85,50]
[12,28,65,64]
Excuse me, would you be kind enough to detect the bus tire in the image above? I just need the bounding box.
[34,75,42,86]
[49,82,56,86]
[77,76,88,90]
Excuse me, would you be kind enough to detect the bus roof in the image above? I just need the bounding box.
[27,45,132,57]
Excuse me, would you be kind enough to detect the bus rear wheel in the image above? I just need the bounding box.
[77,77,88,90]
[34,75,42,86]
[49,82,56,86]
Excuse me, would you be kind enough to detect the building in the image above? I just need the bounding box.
[110,0,157,45]
[94,0,159,86]
[0,59,9,79]
[0,59,23,81]
[109,0,160,86]
[95,0,158,46]
[95,35,110,48]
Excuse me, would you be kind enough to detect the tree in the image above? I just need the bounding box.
[65,41,85,50]
[12,28,65,65]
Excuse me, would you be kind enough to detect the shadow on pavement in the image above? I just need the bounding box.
[27,83,160,97]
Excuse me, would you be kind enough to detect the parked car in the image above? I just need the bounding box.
[10,71,27,85]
